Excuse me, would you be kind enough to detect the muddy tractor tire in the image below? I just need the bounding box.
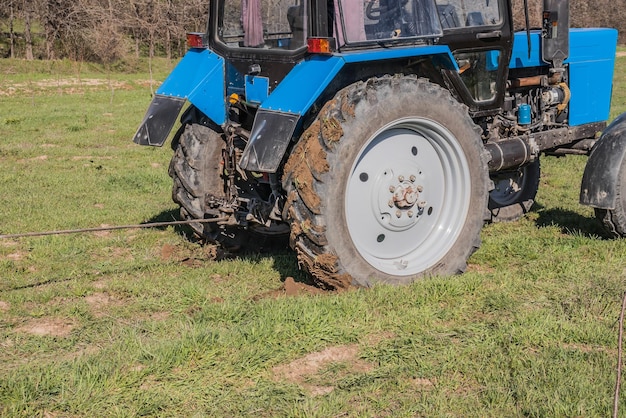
[488,159,540,222]
[595,158,626,238]
[580,113,626,238]
[282,75,490,288]
[168,123,232,243]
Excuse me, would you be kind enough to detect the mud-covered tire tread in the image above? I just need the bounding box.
[282,75,490,289]
[169,123,225,240]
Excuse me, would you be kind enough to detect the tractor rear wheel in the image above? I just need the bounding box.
[488,159,540,222]
[168,123,236,244]
[282,75,490,288]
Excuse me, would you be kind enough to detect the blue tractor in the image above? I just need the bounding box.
[133,0,622,288]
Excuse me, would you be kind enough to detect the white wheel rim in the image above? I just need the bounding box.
[345,117,472,276]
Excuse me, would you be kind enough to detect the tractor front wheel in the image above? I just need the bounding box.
[488,159,540,222]
[595,155,626,238]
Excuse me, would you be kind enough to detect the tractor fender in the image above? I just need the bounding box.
[133,49,225,146]
[580,113,626,209]
[239,46,458,172]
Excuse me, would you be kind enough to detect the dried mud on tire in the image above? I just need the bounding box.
[282,75,489,288]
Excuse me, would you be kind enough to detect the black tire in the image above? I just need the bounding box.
[169,123,289,250]
[595,154,626,237]
[168,123,231,243]
[488,159,540,222]
[282,75,490,289]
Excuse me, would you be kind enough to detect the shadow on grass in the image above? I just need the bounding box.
[145,209,309,285]
[145,208,199,241]
[533,202,607,238]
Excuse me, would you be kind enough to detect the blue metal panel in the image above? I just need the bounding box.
[245,75,270,104]
[339,45,456,67]
[261,55,345,113]
[156,49,226,125]
[510,31,543,69]
[567,28,617,126]
[260,45,457,115]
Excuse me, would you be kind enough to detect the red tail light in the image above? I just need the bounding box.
[307,38,335,54]
[186,33,205,49]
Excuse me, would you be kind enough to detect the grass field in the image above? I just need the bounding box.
[1,50,626,417]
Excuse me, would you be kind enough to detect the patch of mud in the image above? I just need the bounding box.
[561,343,615,354]
[149,311,171,321]
[17,155,48,163]
[4,251,26,261]
[160,244,177,260]
[466,263,495,273]
[0,78,129,97]
[93,225,113,237]
[16,317,76,337]
[160,243,221,267]
[0,300,10,312]
[410,377,436,389]
[617,52,626,57]
[85,292,126,318]
[272,344,374,396]
[92,279,108,290]
[0,240,18,248]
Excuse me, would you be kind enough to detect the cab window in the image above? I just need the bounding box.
[434,0,501,29]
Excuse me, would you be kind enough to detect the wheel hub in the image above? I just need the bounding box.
[379,174,426,229]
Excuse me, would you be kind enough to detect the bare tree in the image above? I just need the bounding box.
[22,0,34,60]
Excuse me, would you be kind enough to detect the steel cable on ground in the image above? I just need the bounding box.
[0,217,229,240]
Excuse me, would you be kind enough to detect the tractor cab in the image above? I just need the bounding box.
[208,0,512,109]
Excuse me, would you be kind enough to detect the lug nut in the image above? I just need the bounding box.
[417,185,424,193]
[396,210,402,218]
[388,199,394,208]
[418,201,427,208]
[389,185,396,193]
[408,210,414,218]
[398,175,405,182]
[410,175,416,183]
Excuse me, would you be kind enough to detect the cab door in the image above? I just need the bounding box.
[434,0,513,114]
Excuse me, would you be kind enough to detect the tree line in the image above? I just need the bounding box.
[0,0,209,62]
[0,0,624,63]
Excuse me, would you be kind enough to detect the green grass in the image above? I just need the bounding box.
[1,54,626,417]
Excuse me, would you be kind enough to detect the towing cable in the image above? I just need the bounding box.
[0,217,229,240]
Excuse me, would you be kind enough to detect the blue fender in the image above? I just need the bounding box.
[239,46,458,172]
[580,113,626,209]
[133,49,225,146]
